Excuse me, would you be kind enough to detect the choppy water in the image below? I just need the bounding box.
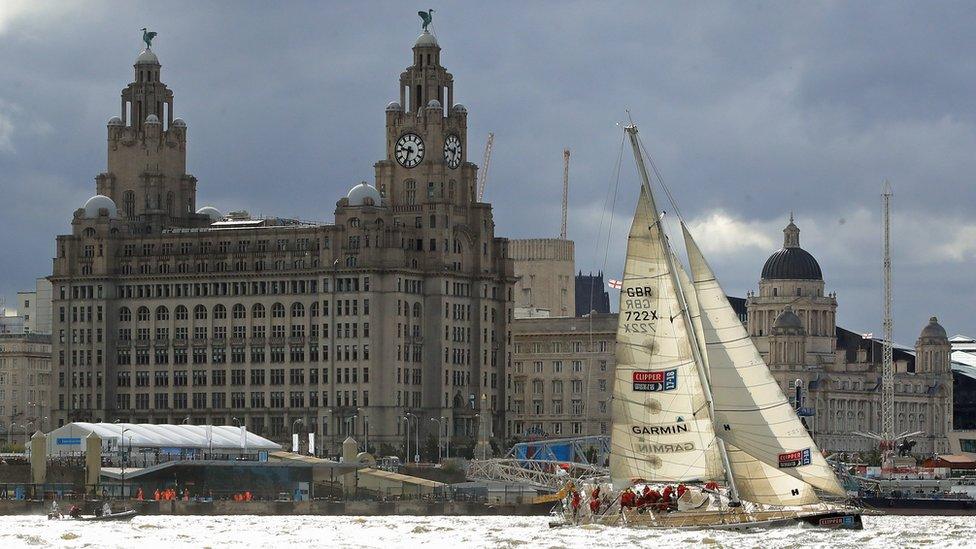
[0,514,971,548]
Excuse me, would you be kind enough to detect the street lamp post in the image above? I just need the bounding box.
[233,417,248,459]
[399,415,410,464]
[429,418,442,462]
[114,420,131,499]
[21,421,34,499]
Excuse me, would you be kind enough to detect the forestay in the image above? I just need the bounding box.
[682,223,845,497]
[608,187,723,489]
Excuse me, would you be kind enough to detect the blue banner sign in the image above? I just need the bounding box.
[56,437,82,445]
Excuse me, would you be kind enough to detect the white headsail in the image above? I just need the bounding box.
[682,223,845,497]
[676,257,820,505]
[609,187,724,488]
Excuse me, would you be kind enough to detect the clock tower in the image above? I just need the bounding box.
[375,29,477,211]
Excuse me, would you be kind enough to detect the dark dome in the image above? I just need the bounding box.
[761,247,823,280]
[773,306,803,330]
[919,316,947,340]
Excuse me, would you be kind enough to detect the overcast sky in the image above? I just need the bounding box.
[1,1,974,343]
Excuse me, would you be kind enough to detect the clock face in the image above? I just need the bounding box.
[395,133,425,168]
[444,135,462,169]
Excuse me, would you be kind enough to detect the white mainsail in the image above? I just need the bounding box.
[676,257,820,505]
[609,187,724,488]
[681,223,845,497]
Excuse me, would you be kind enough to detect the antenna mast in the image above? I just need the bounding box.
[477,132,494,201]
[881,180,894,448]
[561,149,570,239]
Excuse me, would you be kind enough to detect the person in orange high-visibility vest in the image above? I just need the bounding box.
[136,487,144,501]
[244,491,252,502]
[153,489,161,501]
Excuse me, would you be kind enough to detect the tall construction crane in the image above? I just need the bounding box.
[561,149,570,239]
[476,132,494,202]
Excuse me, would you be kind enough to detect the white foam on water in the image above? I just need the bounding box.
[0,515,971,548]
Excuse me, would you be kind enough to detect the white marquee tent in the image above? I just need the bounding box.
[45,422,281,456]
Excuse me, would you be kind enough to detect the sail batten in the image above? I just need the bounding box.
[682,223,846,497]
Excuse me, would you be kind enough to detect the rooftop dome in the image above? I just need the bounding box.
[426,99,442,109]
[107,116,123,126]
[145,114,160,125]
[346,182,382,206]
[196,206,223,222]
[919,316,948,340]
[386,101,403,112]
[415,30,439,48]
[761,216,822,280]
[83,195,119,219]
[172,117,186,127]
[773,306,803,331]
[452,104,467,113]
[135,48,159,65]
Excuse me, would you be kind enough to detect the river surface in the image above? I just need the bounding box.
[0,514,971,548]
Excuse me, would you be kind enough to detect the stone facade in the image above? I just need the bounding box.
[507,314,616,440]
[510,239,575,318]
[49,31,515,455]
[747,218,953,455]
[0,333,53,441]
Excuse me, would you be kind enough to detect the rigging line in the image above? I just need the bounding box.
[636,132,684,223]
[585,134,626,430]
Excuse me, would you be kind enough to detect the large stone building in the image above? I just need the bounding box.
[747,217,953,454]
[510,239,575,318]
[507,314,616,441]
[0,333,53,442]
[49,29,514,456]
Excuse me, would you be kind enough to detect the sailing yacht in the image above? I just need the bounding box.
[557,124,865,530]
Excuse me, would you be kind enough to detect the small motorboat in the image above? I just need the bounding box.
[74,509,138,522]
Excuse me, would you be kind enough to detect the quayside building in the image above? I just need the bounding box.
[50,28,515,455]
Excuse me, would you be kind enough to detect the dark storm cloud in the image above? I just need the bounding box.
[1,1,974,342]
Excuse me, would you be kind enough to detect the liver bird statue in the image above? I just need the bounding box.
[418,9,434,32]
[141,28,157,49]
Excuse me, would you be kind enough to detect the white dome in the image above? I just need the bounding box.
[145,114,160,125]
[452,104,467,113]
[135,48,159,65]
[172,117,186,127]
[386,101,403,112]
[426,99,442,109]
[415,31,439,48]
[196,206,223,222]
[346,182,382,206]
[83,195,119,219]
[107,116,123,126]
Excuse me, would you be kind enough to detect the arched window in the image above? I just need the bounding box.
[194,305,208,320]
[213,304,227,319]
[137,306,150,322]
[412,302,422,318]
[271,303,285,318]
[232,304,246,320]
[155,306,169,322]
[252,304,266,319]
[175,306,188,321]
[119,307,132,322]
[291,303,305,318]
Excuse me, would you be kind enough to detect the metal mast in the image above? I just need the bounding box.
[624,124,740,504]
[477,132,494,202]
[881,181,894,448]
[561,149,570,239]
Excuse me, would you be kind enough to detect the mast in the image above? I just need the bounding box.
[624,124,740,503]
[881,181,894,450]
